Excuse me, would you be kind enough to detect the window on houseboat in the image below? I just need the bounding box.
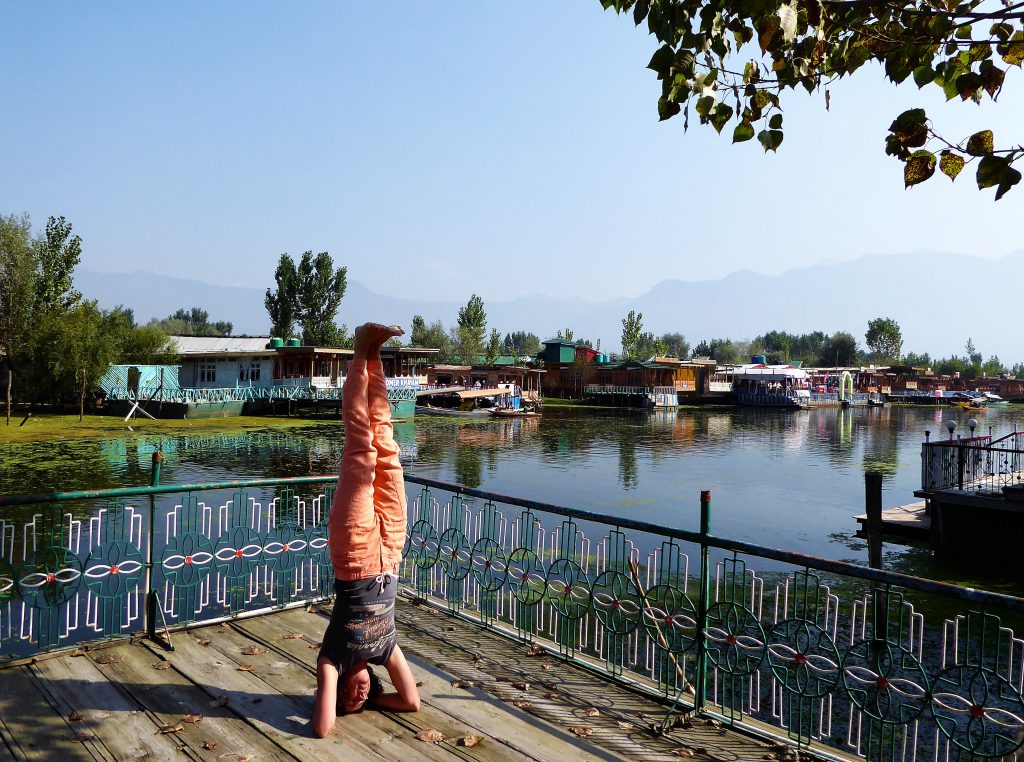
[199,363,216,383]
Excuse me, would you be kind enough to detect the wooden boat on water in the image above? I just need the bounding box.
[490,407,540,418]
[416,387,513,418]
[951,399,986,412]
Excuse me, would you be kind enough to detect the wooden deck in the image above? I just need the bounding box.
[854,500,930,540]
[0,598,779,761]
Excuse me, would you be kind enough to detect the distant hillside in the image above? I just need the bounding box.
[76,250,1024,361]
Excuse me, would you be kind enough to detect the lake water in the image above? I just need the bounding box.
[2,404,1022,589]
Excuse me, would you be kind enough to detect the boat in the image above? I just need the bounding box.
[415,387,513,418]
[951,399,986,412]
[982,392,1009,406]
[731,365,812,409]
[490,407,540,418]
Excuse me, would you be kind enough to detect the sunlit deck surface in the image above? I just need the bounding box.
[0,598,779,761]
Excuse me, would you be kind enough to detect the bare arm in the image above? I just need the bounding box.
[372,644,421,712]
[312,657,340,737]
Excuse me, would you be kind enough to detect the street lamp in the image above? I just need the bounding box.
[968,418,978,436]
[946,420,957,440]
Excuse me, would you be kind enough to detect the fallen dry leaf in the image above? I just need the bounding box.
[240,646,266,656]
[69,649,86,658]
[617,720,635,730]
[415,681,424,687]
[541,663,554,671]
[512,699,532,709]
[282,632,304,640]
[155,723,184,735]
[218,623,229,630]
[201,741,217,751]
[584,707,600,717]
[526,644,545,656]
[415,728,445,743]
[180,714,203,724]
[305,604,319,613]
[196,638,212,646]
[237,664,255,672]
[671,748,695,758]
[153,661,172,671]
[308,642,322,649]
[68,711,85,722]
[544,692,560,701]
[511,681,530,691]
[450,679,476,689]
[94,654,119,665]
[239,757,253,762]
[705,718,721,727]
[569,726,594,738]
[210,695,229,707]
[458,734,482,748]
[74,730,96,742]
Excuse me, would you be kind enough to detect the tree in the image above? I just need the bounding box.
[0,214,37,424]
[817,332,860,367]
[35,215,81,313]
[661,332,690,359]
[265,254,300,340]
[151,307,232,336]
[502,331,541,356]
[485,329,503,365]
[636,332,667,360]
[411,316,454,360]
[865,317,904,361]
[692,337,744,363]
[105,306,178,364]
[297,251,347,346]
[601,0,1024,198]
[621,310,644,360]
[454,294,487,363]
[36,301,121,421]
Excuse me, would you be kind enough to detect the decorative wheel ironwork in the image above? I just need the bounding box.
[931,665,1024,759]
[18,546,82,608]
[705,601,767,676]
[161,530,215,589]
[83,540,144,600]
[507,548,546,604]
[470,537,508,592]
[213,525,263,578]
[264,524,304,574]
[406,520,439,570]
[767,619,841,699]
[591,570,641,636]
[841,638,930,724]
[544,558,590,620]
[641,583,698,655]
[438,528,471,581]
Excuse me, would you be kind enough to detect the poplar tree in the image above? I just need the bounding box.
[0,215,36,424]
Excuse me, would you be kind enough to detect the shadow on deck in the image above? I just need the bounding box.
[0,598,783,761]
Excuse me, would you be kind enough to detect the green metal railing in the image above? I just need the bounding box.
[3,468,1024,761]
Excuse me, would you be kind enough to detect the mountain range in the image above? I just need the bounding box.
[75,250,1024,362]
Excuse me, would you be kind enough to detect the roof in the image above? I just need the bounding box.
[171,336,273,355]
[455,388,512,400]
[733,364,810,381]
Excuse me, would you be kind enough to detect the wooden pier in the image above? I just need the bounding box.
[0,598,778,762]
[853,501,930,542]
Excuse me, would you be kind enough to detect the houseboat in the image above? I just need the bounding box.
[731,364,812,409]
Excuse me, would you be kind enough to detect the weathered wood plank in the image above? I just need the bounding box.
[138,627,385,760]
[31,650,186,760]
[240,607,621,762]
[87,639,290,761]
[205,616,453,762]
[0,665,96,761]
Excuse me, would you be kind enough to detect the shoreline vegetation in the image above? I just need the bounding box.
[0,412,343,445]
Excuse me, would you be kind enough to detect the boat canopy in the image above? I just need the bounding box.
[732,365,810,382]
[452,388,512,400]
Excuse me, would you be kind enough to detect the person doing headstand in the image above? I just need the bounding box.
[313,323,420,738]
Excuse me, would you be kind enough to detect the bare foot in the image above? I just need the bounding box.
[353,323,404,359]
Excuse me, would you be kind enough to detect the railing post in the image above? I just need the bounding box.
[957,435,965,491]
[694,489,712,713]
[145,449,163,641]
[865,471,883,570]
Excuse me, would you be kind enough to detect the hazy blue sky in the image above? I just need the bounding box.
[3,2,1022,303]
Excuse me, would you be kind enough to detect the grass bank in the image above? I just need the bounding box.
[0,412,341,445]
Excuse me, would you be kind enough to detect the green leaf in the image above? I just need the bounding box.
[710,103,734,134]
[758,16,780,54]
[965,130,994,156]
[955,71,983,100]
[732,121,755,143]
[695,95,715,118]
[996,165,1022,200]
[976,155,1021,199]
[647,45,675,78]
[939,152,965,181]
[632,0,651,26]
[757,129,784,152]
[904,150,936,187]
[955,25,973,40]
[1003,41,1024,66]
[753,90,771,109]
[769,114,783,129]
[658,96,681,121]
[912,65,936,88]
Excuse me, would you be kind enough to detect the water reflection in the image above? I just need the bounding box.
[4,405,1024,586]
